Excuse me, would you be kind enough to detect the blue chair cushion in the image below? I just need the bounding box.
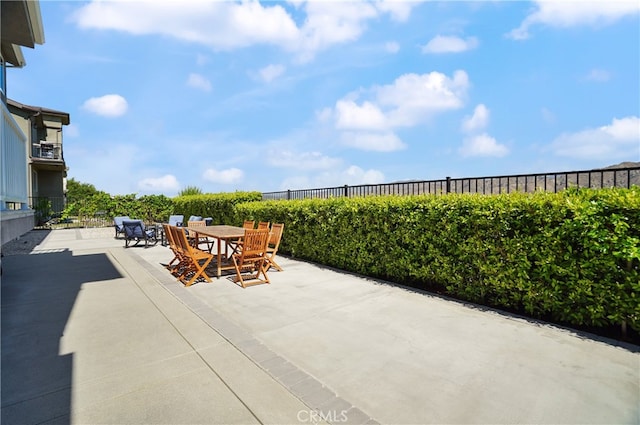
[168,215,184,226]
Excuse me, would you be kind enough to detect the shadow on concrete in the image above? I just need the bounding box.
[1,249,123,424]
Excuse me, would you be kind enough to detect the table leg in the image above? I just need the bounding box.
[216,237,222,278]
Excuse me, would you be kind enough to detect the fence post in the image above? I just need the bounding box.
[446,177,451,194]
[287,189,291,200]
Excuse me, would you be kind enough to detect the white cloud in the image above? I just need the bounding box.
[462,104,490,133]
[73,1,299,49]
[291,1,379,62]
[71,1,419,63]
[335,70,470,129]
[376,71,469,127]
[340,131,406,152]
[202,167,244,184]
[82,94,128,117]
[422,35,479,54]
[459,134,509,157]
[327,70,469,152]
[335,100,388,130]
[294,1,416,61]
[313,165,386,187]
[508,1,640,40]
[375,1,414,22]
[187,73,212,92]
[258,64,286,83]
[584,68,611,82]
[315,107,333,123]
[267,150,341,170]
[550,116,640,160]
[138,175,180,193]
[342,165,385,184]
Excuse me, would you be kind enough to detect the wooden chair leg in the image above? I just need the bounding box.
[266,257,283,272]
[184,257,213,287]
[232,258,269,288]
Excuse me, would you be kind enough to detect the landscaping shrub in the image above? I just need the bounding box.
[173,191,262,224]
[108,194,174,222]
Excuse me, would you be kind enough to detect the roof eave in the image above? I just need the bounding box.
[1,44,27,67]
[7,98,71,126]
[1,0,45,67]
[27,1,45,46]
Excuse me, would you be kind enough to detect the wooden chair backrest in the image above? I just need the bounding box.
[169,226,186,255]
[170,225,189,254]
[168,224,186,252]
[257,221,270,230]
[243,220,255,229]
[239,229,269,260]
[163,224,175,247]
[187,220,206,238]
[268,223,284,251]
[164,224,183,267]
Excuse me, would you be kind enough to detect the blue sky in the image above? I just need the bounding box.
[8,1,640,196]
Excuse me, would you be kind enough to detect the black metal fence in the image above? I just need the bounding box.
[262,166,640,201]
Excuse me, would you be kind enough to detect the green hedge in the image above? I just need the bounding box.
[172,191,262,225]
[65,193,174,223]
[236,188,640,333]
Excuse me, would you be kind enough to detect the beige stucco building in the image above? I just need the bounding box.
[1,0,69,244]
[7,99,70,225]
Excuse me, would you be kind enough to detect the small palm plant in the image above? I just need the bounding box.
[179,186,203,196]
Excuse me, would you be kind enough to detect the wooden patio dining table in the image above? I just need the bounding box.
[186,224,245,278]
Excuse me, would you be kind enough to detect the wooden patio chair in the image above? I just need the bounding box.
[227,220,255,256]
[257,221,270,230]
[168,225,192,278]
[231,228,270,288]
[265,223,284,271]
[187,220,213,251]
[163,224,189,275]
[172,224,213,287]
[163,223,179,272]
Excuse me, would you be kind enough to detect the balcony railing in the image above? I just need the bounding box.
[32,141,63,160]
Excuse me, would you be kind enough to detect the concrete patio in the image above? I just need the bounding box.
[2,228,638,424]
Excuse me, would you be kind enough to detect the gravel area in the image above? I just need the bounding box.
[1,230,51,256]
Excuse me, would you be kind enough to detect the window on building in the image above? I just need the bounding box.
[32,170,38,195]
